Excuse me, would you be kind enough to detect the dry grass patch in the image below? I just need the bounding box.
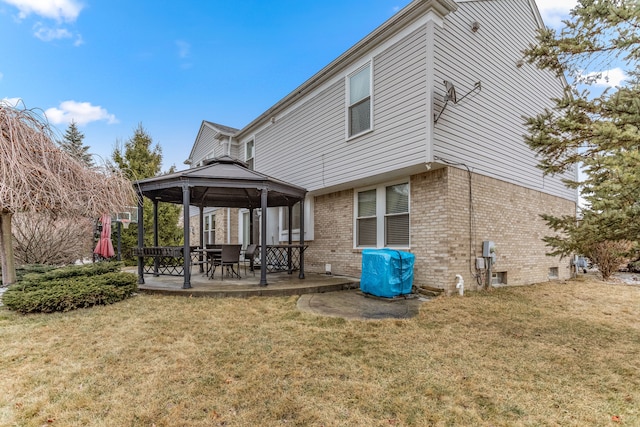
[1,276,639,426]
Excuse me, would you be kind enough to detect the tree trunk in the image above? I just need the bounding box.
[0,210,17,286]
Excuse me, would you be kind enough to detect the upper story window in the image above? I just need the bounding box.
[355,182,409,248]
[347,63,372,137]
[245,140,254,170]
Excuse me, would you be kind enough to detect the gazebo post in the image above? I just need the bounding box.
[198,206,204,272]
[136,191,145,285]
[182,183,192,289]
[249,208,254,245]
[199,206,204,247]
[299,195,305,279]
[287,204,293,274]
[259,188,268,286]
[153,199,159,276]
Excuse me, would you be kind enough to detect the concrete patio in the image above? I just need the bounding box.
[132,268,360,298]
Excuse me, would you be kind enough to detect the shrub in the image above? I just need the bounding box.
[0,264,57,286]
[2,264,137,314]
[584,240,633,280]
[18,262,123,287]
[12,213,94,266]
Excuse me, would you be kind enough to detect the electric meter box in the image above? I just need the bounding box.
[482,241,495,257]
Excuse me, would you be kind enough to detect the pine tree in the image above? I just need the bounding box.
[112,124,183,259]
[59,121,94,167]
[523,0,640,272]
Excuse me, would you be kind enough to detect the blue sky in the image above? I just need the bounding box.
[1,0,586,171]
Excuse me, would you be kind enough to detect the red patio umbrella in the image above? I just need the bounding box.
[94,215,115,259]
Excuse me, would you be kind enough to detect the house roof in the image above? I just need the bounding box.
[235,0,458,139]
[189,0,459,159]
[193,0,554,154]
[136,155,306,209]
[202,121,239,136]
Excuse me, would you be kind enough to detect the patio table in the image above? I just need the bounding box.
[193,248,221,278]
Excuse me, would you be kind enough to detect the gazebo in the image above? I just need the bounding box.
[133,156,307,288]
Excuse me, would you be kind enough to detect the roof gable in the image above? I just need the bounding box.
[185,121,240,165]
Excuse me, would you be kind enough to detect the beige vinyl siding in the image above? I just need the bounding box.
[256,26,429,192]
[432,0,575,201]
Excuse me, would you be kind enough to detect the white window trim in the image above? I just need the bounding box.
[243,137,255,169]
[353,179,410,249]
[345,59,374,141]
[203,211,216,245]
[279,198,315,242]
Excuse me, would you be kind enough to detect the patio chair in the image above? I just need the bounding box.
[204,244,222,277]
[242,244,258,276]
[210,244,242,280]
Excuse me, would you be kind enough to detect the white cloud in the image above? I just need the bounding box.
[1,97,23,107]
[1,0,84,22]
[0,71,3,80]
[2,0,84,45]
[584,68,627,88]
[45,101,118,126]
[535,0,578,29]
[33,23,72,41]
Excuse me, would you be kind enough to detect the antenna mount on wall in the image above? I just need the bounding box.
[434,80,482,124]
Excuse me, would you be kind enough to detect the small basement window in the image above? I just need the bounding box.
[491,271,507,285]
[548,267,559,279]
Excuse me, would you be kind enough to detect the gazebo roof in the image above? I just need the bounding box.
[134,156,307,208]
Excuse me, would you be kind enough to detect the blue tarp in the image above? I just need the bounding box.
[360,249,415,298]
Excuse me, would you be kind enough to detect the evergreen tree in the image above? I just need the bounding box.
[112,124,183,259]
[59,121,94,167]
[524,0,640,268]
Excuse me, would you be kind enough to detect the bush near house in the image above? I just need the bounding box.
[584,240,634,280]
[2,262,137,314]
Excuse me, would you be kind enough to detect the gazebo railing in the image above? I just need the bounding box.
[131,246,187,276]
[254,244,307,274]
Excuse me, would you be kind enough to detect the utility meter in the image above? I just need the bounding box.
[482,240,497,264]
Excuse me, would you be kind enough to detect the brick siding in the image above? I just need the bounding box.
[306,166,576,294]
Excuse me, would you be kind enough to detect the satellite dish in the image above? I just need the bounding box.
[444,80,457,103]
